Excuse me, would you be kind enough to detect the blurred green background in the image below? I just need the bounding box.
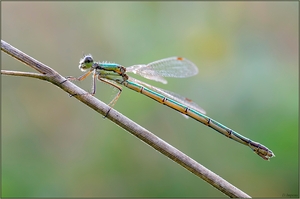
[1,2,298,197]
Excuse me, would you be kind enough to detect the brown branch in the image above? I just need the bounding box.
[1,40,251,198]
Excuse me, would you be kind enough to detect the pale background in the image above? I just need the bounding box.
[2,2,298,197]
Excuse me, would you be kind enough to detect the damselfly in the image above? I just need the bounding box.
[67,55,275,160]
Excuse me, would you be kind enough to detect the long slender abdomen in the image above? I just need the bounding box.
[123,80,274,160]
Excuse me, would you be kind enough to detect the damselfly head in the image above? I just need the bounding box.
[79,54,94,71]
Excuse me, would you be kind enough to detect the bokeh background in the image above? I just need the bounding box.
[1,2,298,197]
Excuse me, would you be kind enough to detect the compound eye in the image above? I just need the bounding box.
[84,56,93,63]
[83,56,94,64]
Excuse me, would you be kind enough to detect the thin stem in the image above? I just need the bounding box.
[1,40,251,198]
[1,70,47,80]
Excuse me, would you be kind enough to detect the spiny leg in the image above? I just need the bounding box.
[63,69,93,86]
[66,69,93,82]
[90,72,97,95]
[66,70,95,97]
[97,77,123,107]
[97,77,123,118]
[73,71,98,96]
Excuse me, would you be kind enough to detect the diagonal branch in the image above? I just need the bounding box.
[1,40,251,198]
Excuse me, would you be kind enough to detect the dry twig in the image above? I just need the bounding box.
[1,40,251,198]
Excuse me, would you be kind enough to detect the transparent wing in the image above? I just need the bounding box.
[129,77,206,116]
[126,57,199,84]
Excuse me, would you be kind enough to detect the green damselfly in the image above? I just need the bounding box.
[67,54,275,160]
